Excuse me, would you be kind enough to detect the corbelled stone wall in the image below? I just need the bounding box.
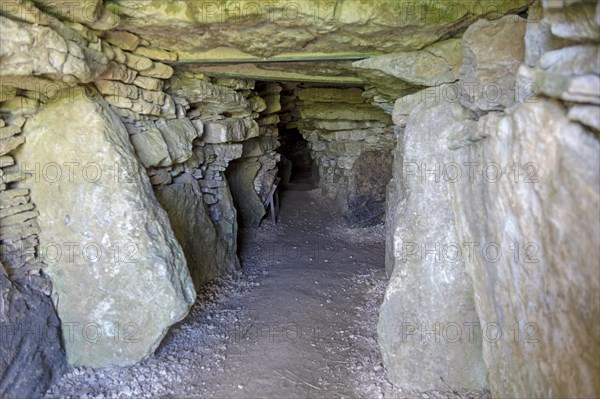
[290,87,396,226]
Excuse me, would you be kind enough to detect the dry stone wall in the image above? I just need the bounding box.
[293,87,396,226]
[0,101,67,399]
[227,82,282,228]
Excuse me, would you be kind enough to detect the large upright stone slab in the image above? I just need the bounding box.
[380,99,485,390]
[450,99,600,398]
[15,88,196,367]
[155,184,237,289]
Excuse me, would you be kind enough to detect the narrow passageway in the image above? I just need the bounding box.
[44,184,391,398]
[202,183,388,398]
[45,184,492,399]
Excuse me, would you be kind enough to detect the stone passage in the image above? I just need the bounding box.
[0,0,598,398]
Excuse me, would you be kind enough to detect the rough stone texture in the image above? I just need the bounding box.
[380,99,485,390]
[203,118,259,144]
[450,99,600,398]
[108,0,531,57]
[544,1,600,41]
[226,159,265,228]
[140,62,174,79]
[520,45,600,105]
[353,39,463,87]
[0,15,108,83]
[0,264,67,399]
[524,0,572,66]
[296,88,364,103]
[392,84,459,128]
[155,184,237,289]
[133,46,178,62]
[155,118,197,164]
[103,31,140,51]
[459,15,526,112]
[129,128,172,168]
[167,73,250,115]
[15,88,195,367]
[346,151,393,227]
[31,0,119,30]
[300,103,391,123]
[568,104,600,130]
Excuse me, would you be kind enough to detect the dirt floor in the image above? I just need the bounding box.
[44,183,490,399]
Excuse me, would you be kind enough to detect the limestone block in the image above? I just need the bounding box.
[450,99,600,398]
[15,88,195,367]
[459,15,526,112]
[155,118,197,164]
[129,128,172,168]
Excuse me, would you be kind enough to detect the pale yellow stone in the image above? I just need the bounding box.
[133,46,178,61]
[139,62,174,79]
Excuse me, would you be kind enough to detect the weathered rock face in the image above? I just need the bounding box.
[167,72,251,116]
[383,1,600,396]
[226,159,265,228]
[0,15,108,83]
[353,38,463,93]
[346,150,393,227]
[0,96,67,398]
[380,98,486,390]
[0,264,67,399]
[154,184,236,289]
[15,88,196,367]
[450,99,600,398]
[108,0,531,57]
[459,15,526,112]
[519,44,600,105]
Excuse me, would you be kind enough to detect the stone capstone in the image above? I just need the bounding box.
[300,103,391,123]
[296,87,365,103]
[107,0,532,57]
[353,39,463,87]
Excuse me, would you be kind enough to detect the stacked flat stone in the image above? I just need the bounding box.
[0,105,43,280]
[295,87,395,213]
[94,30,177,121]
[516,0,599,131]
[251,82,282,205]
